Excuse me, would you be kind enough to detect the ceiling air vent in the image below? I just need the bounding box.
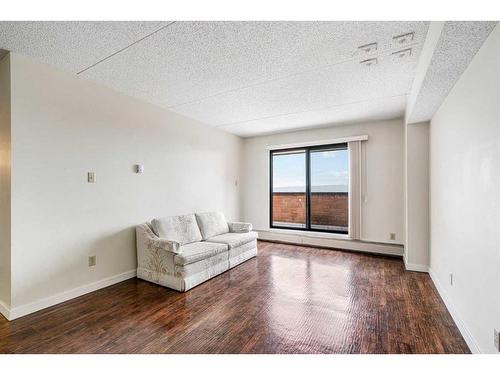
[360,58,378,67]
[358,42,378,55]
[392,32,414,46]
[392,48,412,60]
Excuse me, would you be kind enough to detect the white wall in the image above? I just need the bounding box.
[429,24,500,353]
[7,53,243,311]
[242,119,404,245]
[0,54,11,309]
[404,121,430,270]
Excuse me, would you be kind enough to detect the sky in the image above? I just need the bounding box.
[272,149,348,192]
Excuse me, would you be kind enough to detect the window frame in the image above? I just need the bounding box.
[269,142,349,235]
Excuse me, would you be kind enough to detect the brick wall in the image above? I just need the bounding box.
[272,193,306,224]
[310,193,348,227]
[272,192,348,227]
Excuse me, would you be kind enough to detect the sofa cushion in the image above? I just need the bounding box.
[195,212,229,240]
[228,221,253,233]
[174,241,229,266]
[228,240,257,259]
[206,231,258,249]
[174,251,228,278]
[152,214,202,246]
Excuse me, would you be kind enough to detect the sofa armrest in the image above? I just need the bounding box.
[136,224,181,254]
[228,222,253,233]
[150,238,181,254]
[136,223,178,279]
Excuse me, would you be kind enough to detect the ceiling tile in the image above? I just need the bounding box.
[169,48,421,127]
[80,21,429,107]
[218,95,408,137]
[1,21,433,136]
[0,21,169,73]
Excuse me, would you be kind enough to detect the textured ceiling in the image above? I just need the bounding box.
[0,21,429,137]
[408,21,497,124]
[0,21,169,73]
[80,21,429,136]
[0,21,490,137]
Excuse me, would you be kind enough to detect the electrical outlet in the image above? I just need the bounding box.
[495,329,500,352]
[390,233,396,240]
[87,172,96,183]
[88,255,96,267]
[449,273,453,286]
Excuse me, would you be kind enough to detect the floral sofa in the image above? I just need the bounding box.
[136,212,258,291]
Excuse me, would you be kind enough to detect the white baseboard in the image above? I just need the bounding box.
[403,255,429,272]
[429,268,481,354]
[0,299,10,320]
[257,230,404,257]
[7,269,137,321]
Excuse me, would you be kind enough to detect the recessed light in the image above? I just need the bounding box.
[393,32,414,46]
[360,58,378,67]
[392,48,412,60]
[358,42,378,55]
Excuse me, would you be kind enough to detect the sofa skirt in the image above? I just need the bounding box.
[137,239,258,292]
[137,259,229,292]
[229,240,258,268]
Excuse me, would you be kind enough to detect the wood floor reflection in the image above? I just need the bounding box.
[0,240,470,353]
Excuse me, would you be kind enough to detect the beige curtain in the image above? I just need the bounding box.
[348,141,362,240]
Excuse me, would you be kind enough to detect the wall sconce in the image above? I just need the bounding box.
[135,164,144,174]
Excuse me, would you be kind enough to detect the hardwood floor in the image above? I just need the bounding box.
[0,241,470,354]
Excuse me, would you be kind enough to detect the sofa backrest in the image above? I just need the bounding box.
[195,212,229,240]
[151,214,202,245]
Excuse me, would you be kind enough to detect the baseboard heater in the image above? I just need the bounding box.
[256,229,403,257]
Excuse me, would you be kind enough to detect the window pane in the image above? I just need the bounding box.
[272,150,306,228]
[309,147,348,233]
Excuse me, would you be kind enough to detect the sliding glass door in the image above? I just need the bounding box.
[271,149,307,228]
[270,144,348,234]
[309,146,349,233]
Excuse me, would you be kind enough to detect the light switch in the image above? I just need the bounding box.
[88,172,96,183]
